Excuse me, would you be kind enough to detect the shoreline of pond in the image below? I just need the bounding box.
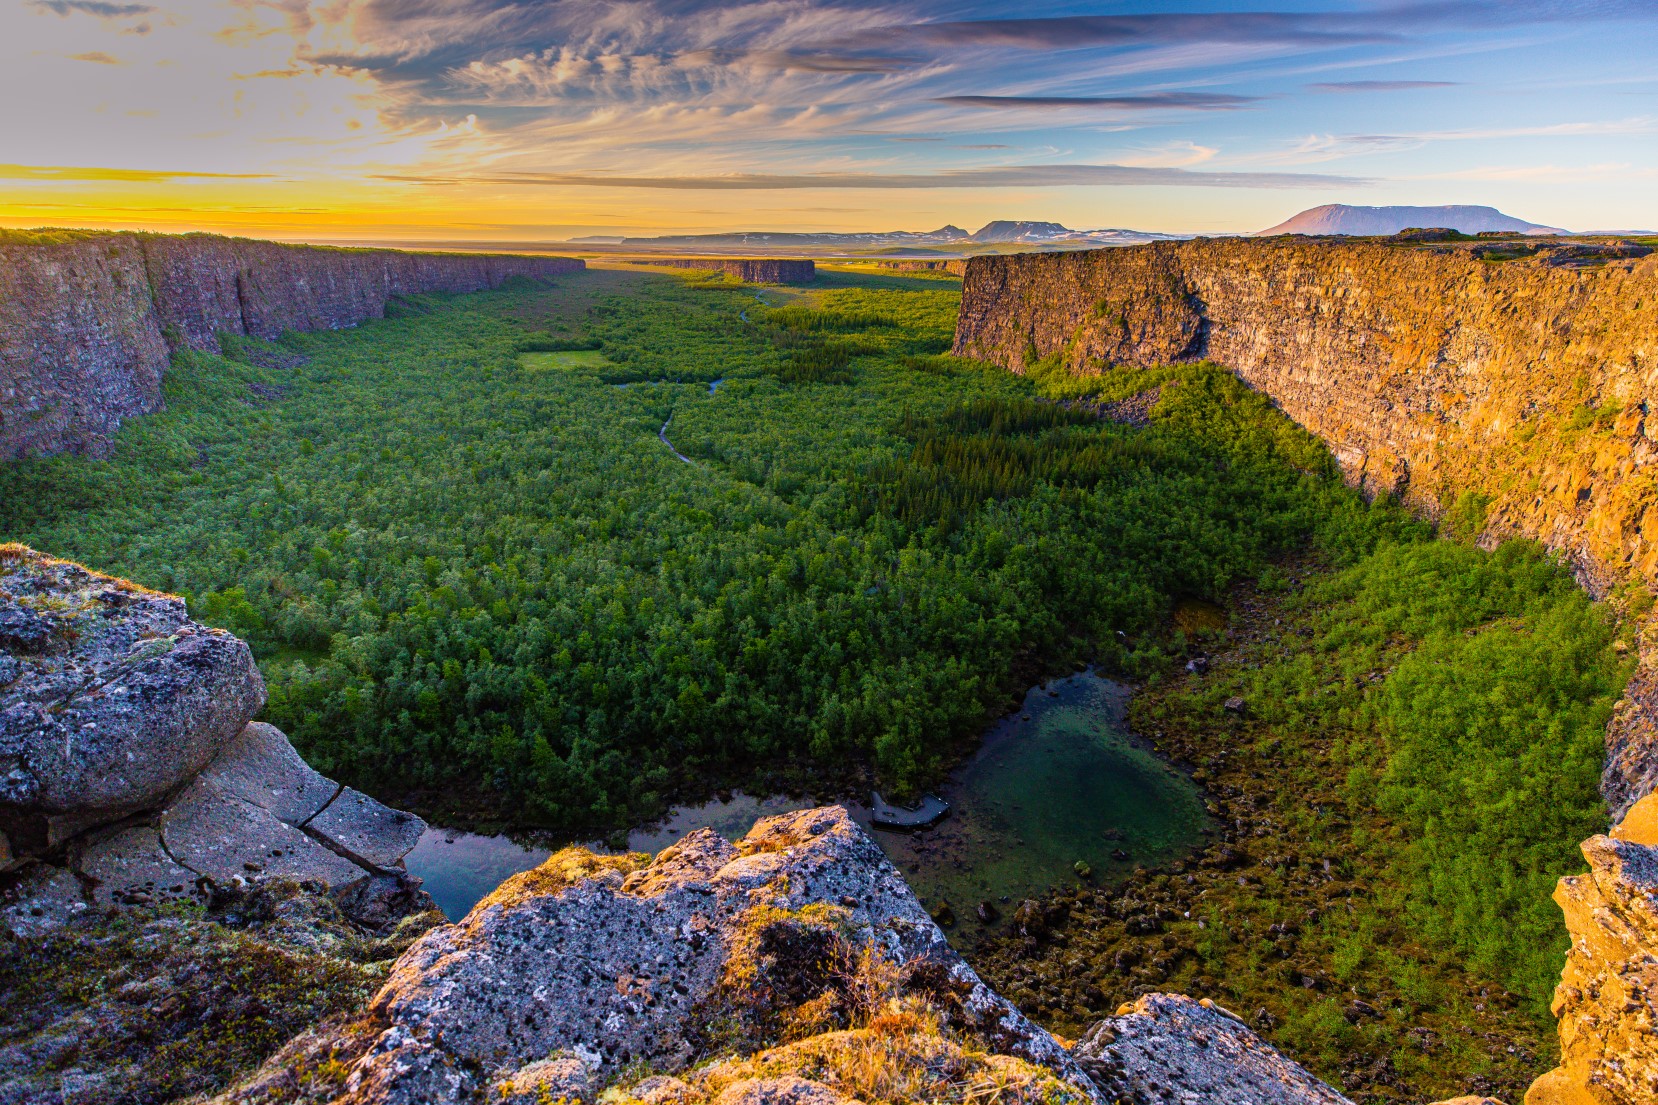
[406,669,1213,933]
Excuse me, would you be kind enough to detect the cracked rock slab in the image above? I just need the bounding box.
[78,823,202,908]
[200,722,336,826]
[306,786,425,870]
[161,775,367,890]
[1075,993,1353,1104]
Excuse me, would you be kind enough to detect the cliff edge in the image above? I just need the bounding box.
[0,545,431,937]
[216,805,1353,1105]
[0,232,584,459]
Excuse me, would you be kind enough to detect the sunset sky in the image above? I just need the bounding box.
[5,0,1656,241]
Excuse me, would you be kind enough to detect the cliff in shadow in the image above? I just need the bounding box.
[0,232,583,459]
[953,236,1658,816]
[637,257,816,283]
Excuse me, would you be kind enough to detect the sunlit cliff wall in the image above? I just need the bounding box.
[955,238,1658,815]
[0,232,584,459]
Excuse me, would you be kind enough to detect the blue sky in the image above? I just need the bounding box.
[3,0,1655,237]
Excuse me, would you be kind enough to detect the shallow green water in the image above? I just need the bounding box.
[407,672,1208,929]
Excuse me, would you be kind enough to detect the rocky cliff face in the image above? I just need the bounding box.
[0,233,584,459]
[1527,791,1658,1104]
[954,237,1658,815]
[953,237,1658,1105]
[865,260,968,276]
[0,546,430,938]
[640,258,816,283]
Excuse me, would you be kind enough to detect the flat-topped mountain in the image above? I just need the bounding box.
[1259,203,1567,237]
[970,220,1073,242]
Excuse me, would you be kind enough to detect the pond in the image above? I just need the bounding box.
[405,672,1209,936]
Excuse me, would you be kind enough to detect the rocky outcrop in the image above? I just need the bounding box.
[219,806,1106,1104]
[0,546,429,936]
[640,258,816,283]
[0,232,584,458]
[217,805,1357,1105]
[1075,994,1353,1104]
[953,237,1658,814]
[1526,790,1658,1104]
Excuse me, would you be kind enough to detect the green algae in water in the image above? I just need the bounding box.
[408,673,1207,927]
[874,672,1209,937]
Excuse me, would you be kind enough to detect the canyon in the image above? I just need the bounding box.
[0,232,583,460]
[953,235,1658,816]
[5,231,1658,1103]
[952,236,1658,1104]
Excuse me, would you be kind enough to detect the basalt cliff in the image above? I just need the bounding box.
[638,258,817,283]
[953,235,1658,816]
[953,235,1658,1104]
[0,232,583,460]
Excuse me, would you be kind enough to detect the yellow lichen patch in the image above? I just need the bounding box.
[613,1014,1084,1105]
[0,542,166,596]
[471,847,647,913]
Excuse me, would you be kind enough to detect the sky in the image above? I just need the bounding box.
[3,0,1656,241]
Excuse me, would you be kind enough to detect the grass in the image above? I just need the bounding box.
[520,349,615,371]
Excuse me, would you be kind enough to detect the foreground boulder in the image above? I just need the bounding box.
[218,806,1097,1104]
[0,544,264,852]
[0,547,429,934]
[1075,994,1353,1104]
[1527,791,1658,1104]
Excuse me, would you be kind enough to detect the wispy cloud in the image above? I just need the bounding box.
[1308,80,1459,92]
[30,0,151,17]
[68,50,121,64]
[937,92,1257,111]
[379,163,1366,190]
[0,163,271,182]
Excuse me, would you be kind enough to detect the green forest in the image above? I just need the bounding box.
[0,266,1413,829]
[0,263,1629,1093]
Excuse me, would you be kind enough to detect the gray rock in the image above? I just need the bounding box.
[306,786,425,870]
[280,806,1089,1105]
[161,775,367,890]
[0,862,86,937]
[200,722,337,826]
[1075,993,1352,1104]
[0,550,265,852]
[78,823,201,908]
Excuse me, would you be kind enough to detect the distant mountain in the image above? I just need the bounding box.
[566,221,1189,256]
[1258,204,1567,237]
[971,220,1072,242]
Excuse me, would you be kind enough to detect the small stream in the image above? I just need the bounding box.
[408,672,1208,932]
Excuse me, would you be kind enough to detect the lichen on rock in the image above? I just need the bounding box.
[0,545,432,936]
[216,806,1095,1105]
